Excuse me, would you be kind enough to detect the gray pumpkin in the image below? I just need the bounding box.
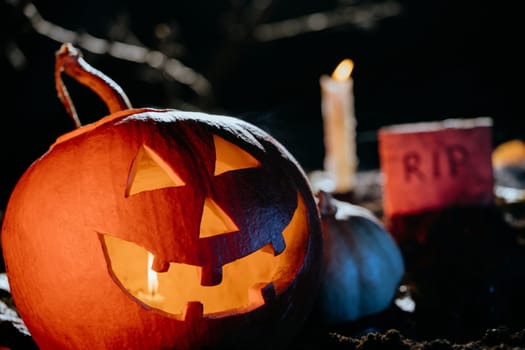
[316,191,405,323]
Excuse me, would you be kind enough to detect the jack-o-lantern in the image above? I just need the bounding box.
[1,44,323,349]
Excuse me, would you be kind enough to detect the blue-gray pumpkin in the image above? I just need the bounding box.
[316,191,405,323]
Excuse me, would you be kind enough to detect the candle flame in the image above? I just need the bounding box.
[147,252,159,296]
[331,59,354,81]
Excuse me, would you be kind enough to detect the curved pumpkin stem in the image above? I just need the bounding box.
[55,43,132,128]
[317,191,337,217]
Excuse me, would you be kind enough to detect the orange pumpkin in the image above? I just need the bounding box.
[1,44,322,349]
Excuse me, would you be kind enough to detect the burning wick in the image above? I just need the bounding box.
[332,59,354,81]
[137,252,165,307]
[319,58,357,194]
[147,252,159,297]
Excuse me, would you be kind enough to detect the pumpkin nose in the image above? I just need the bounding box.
[199,197,239,238]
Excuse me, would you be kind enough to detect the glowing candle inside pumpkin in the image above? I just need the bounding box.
[320,58,357,193]
[147,252,159,296]
[137,252,165,306]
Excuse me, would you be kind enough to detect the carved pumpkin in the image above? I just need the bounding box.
[1,44,323,349]
[315,191,404,323]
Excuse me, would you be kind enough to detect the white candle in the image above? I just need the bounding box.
[320,59,357,193]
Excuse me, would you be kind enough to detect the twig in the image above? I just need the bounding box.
[20,2,213,99]
[252,1,402,42]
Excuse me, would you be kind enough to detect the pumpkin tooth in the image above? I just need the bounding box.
[261,282,276,302]
[261,234,286,256]
[200,264,223,286]
[272,234,286,256]
[248,282,276,306]
[152,255,170,272]
[183,301,203,321]
[260,242,275,255]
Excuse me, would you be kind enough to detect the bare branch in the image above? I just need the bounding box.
[21,2,213,99]
[253,1,402,42]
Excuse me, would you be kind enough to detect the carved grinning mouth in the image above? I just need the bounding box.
[99,193,309,320]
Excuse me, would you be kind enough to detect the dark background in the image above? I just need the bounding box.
[1,0,523,209]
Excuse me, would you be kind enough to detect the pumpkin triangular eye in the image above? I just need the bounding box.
[126,145,186,196]
[213,135,261,176]
[199,197,239,238]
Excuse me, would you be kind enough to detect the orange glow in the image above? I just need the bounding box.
[102,193,309,318]
[147,252,159,296]
[331,59,354,81]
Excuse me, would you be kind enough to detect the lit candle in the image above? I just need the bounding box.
[319,58,357,194]
[136,252,165,307]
